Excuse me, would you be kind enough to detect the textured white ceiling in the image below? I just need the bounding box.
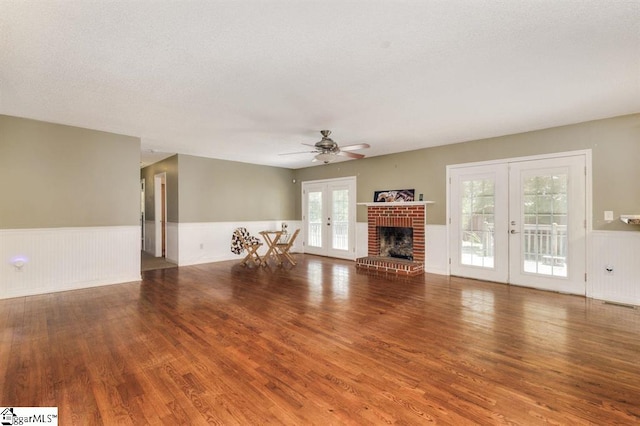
[2,1,639,169]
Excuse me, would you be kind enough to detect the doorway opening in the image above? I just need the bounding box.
[140,178,145,251]
[154,172,167,258]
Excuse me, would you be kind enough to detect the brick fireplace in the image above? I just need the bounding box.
[356,202,428,276]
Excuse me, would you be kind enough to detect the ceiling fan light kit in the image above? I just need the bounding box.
[315,152,335,164]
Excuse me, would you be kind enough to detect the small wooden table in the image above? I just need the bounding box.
[259,231,284,266]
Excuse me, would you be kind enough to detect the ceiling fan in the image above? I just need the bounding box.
[281,130,370,164]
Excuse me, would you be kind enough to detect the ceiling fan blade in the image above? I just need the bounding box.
[337,151,365,159]
[279,150,316,156]
[340,143,370,152]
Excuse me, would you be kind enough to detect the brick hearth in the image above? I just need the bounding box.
[356,202,427,276]
[356,256,424,276]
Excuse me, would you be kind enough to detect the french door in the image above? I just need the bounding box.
[302,177,356,260]
[449,153,587,295]
[449,164,509,283]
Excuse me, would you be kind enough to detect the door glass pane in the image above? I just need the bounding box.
[460,178,495,268]
[521,173,568,277]
[331,189,349,250]
[308,191,323,248]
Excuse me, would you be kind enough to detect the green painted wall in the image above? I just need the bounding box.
[8,112,635,243]
[141,154,296,223]
[178,155,295,222]
[293,114,640,231]
[0,115,140,228]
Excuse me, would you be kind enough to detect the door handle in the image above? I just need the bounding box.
[510,229,519,234]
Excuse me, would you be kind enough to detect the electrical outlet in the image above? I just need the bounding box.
[605,265,614,275]
[604,211,614,221]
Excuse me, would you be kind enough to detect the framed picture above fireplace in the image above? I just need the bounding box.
[373,189,415,203]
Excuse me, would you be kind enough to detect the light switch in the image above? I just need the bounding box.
[604,211,614,221]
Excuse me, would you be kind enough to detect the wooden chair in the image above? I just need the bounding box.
[273,228,300,266]
[231,227,263,266]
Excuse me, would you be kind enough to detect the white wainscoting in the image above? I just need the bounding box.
[166,222,179,264]
[588,230,640,306]
[178,221,303,266]
[180,221,448,273]
[6,224,635,304]
[425,225,449,275]
[355,222,368,259]
[0,226,141,299]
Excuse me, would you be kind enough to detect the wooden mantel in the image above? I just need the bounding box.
[357,201,434,207]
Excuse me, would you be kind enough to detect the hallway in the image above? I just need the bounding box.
[140,251,176,272]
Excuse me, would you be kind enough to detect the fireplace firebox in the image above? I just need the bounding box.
[379,226,413,260]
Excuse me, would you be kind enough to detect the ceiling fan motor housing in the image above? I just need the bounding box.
[315,131,340,153]
[315,140,339,152]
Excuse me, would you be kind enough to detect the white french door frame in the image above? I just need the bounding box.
[446,149,592,292]
[302,176,357,260]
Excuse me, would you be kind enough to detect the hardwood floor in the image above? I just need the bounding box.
[1,255,639,425]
